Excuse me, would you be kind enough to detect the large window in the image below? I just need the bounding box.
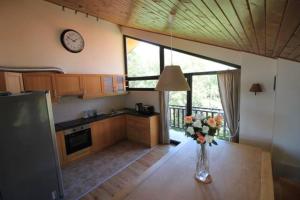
[124,36,239,90]
[164,49,235,73]
[125,37,160,89]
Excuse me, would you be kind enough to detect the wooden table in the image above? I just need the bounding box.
[114,140,274,200]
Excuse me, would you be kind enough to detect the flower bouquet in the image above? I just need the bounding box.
[184,114,223,146]
[184,114,223,183]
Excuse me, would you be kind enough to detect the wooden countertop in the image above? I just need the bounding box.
[113,140,274,200]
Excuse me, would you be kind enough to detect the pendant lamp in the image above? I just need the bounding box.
[155,14,190,91]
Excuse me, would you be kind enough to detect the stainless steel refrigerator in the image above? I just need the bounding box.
[0,91,64,200]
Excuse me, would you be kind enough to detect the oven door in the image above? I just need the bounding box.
[64,128,92,155]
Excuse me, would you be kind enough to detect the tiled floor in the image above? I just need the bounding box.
[62,141,151,200]
[81,143,177,200]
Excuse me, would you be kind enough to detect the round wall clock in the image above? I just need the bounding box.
[60,29,84,53]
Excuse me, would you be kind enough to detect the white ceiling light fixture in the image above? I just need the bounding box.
[155,13,190,91]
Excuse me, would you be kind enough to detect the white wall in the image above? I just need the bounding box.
[0,0,124,74]
[0,0,126,122]
[239,53,277,150]
[272,59,300,179]
[125,91,160,112]
[122,27,277,150]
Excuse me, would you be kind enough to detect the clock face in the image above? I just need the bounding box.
[61,29,84,53]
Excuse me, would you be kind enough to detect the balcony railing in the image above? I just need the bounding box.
[169,105,230,141]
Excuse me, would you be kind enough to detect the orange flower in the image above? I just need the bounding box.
[215,114,223,124]
[207,117,216,128]
[197,134,206,144]
[184,116,193,124]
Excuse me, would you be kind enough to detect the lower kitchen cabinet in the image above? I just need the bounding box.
[126,115,159,147]
[91,115,126,153]
[55,114,159,167]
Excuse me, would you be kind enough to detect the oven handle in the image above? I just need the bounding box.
[63,124,90,136]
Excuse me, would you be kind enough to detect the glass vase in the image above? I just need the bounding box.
[195,143,212,183]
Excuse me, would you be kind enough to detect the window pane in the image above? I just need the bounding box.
[126,38,160,77]
[192,75,222,109]
[128,80,158,88]
[164,49,236,73]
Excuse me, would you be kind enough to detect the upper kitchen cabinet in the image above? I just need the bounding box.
[23,72,57,101]
[80,75,103,99]
[101,75,114,95]
[54,74,83,97]
[0,72,24,93]
[114,75,126,94]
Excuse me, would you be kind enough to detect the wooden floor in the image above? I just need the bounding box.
[81,144,177,200]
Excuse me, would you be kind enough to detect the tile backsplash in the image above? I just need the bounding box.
[52,96,126,123]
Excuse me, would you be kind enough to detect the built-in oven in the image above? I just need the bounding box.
[64,124,92,155]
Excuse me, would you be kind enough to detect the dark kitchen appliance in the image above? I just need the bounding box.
[135,103,143,112]
[141,105,155,115]
[0,91,64,200]
[64,124,92,155]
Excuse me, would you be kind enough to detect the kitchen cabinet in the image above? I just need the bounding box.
[111,115,127,142]
[55,74,83,97]
[22,72,57,101]
[91,115,126,153]
[101,75,114,95]
[126,115,159,147]
[80,75,103,99]
[0,72,24,93]
[114,75,126,94]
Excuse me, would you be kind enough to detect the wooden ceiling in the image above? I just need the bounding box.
[46,0,300,62]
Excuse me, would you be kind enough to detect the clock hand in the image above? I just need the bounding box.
[67,35,76,42]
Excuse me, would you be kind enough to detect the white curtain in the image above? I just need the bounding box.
[217,70,241,142]
[159,91,170,144]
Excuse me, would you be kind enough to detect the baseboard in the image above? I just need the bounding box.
[273,161,300,182]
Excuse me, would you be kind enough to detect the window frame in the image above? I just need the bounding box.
[123,35,240,91]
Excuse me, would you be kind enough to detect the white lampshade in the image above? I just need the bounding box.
[155,65,190,91]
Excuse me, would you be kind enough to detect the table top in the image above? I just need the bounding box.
[114,140,274,200]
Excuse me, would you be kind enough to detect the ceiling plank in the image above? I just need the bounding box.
[272,0,300,57]
[167,0,238,49]
[265,0,287,57]
[214,0,254,53]
[231,0,259,54]
[201,0,250,52]
[191,0,242,49]
[247,0,266,55]
[44,0,300,63]
[280,25,300,59]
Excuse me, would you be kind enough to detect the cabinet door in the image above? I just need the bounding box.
[55,74,83,96]
[111,115,126,143]
[0,72,24,93]
[23,73,57,101]
[101,75,114,95]
[81,75,102,99]
[91,121,106,153]
[114,75,126,94]
[126,115,150,146]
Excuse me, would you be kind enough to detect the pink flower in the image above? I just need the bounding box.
[207,117,216,128]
